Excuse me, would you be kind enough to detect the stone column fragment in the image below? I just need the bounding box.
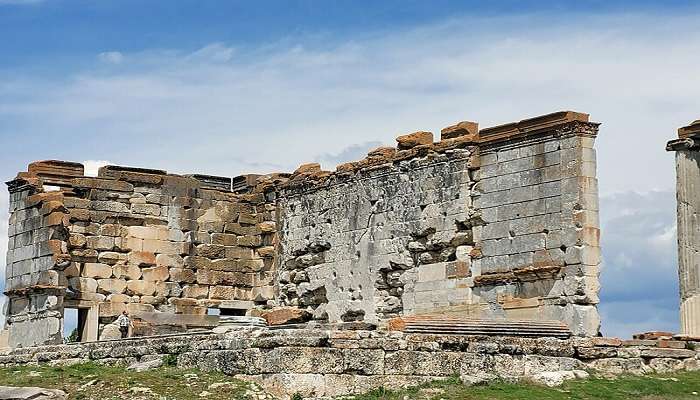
[667,120,700,336]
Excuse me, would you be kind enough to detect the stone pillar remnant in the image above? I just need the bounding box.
[667,119,700,336]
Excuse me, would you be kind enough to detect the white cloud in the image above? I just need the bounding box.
[0,13,697,190]
[98,51,124,65]
[82,160,112,177]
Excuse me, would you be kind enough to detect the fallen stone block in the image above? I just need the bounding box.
[0,386,67,400]
[261,307,311,326]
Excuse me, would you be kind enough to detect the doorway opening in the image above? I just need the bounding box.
[63,304,98,343]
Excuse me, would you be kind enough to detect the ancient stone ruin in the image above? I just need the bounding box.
[667,119,700,337]
[2,110,603,348]
[3,111,700,398]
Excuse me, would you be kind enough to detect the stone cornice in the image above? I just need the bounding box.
[479,111,599,145]
[667,135,700,152]
[679,119,700,139]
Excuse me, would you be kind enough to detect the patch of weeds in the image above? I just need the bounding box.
[163,353,178,366]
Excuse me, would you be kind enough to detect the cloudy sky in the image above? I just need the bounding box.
[1,0,698,338]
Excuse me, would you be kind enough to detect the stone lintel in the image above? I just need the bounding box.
[186,174,232,191]
[5,177,37,194]
[27,160,85,187]
[98,164,168,179]
[232,174,262,194]
[479,111,595,144]
[667,136,700,152]
[668,120,700,151]
[679,119,700,139]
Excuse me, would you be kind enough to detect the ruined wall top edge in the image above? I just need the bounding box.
[6,110,599,196]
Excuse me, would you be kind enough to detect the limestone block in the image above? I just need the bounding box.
[114,263,142,280]
[140,296,163,305]
[129,251,156,266]
[209,285,236,300]
[226,246,254,259]
[261,307,311,326]
[107,293,131,303]
[143,239,182,255]
[182,284,209,299]
[142,265,169,282]
[417,263,447,282]
[169,268,196,283]
[238,259,264,272]
[99,323,122,340]
[128,226,161,240]
[64,262,81,278]
[127,303,155,314]
[126,280,157,296]
[119,237,143,252]
[82,263,113,279]
[131,204,162,216]
[184,256,212,269]
[396,131,433,150]
[211,233,238,246]
[69,277,98,293]
[97,278,127,294]
[195,244,226,258]
[155,282,183,298]
[238,235,262,247]
[259,221,276,233]
[238,213,258,225]
[68,233,87,248]
[98,251,126,265]
[156,253,184,268]
[99,224,125,237]
[257,246,275,258]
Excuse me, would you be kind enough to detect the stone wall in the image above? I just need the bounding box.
[277,111,602,335]
[0,329,697,398]
[474,113,601,335]
[278,145,479,324]
[4,162,280,346]
[4,110,604,346]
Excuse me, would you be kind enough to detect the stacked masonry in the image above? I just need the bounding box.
[5,162,279,347]
[4,110,603,348]
[0,330,697,398]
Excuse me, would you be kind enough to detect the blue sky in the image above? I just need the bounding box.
[1,0,699,338]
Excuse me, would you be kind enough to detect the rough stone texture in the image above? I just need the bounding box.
[0,330,697,398]
[4,162,276,346]
[4,110,604,347]
[667,121,700,336]
[0,386,67,400]
[278,111,601,336]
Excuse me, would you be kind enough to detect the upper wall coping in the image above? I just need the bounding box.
[7,110,598,194]
[479,111,593,144]
[679,119,700,139]
[667,119,700,151]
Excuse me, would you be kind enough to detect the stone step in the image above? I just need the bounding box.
[391,316,572,338]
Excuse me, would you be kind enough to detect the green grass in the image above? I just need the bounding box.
[0,363,698,400]
[351,372,700,400]
[0,362,255,399]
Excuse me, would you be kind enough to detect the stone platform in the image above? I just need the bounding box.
[0,328,698,398]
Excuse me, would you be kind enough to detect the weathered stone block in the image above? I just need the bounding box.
[82,263,113,279]
[126,280,157,296]
[97,278,127,294]
[142,265,169,282]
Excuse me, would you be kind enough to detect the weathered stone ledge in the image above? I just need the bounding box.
[0,329,697,398]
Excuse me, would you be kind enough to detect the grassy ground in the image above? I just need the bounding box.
[0,362,261,400]
[352,372,700,400]
[0,363,698,399]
